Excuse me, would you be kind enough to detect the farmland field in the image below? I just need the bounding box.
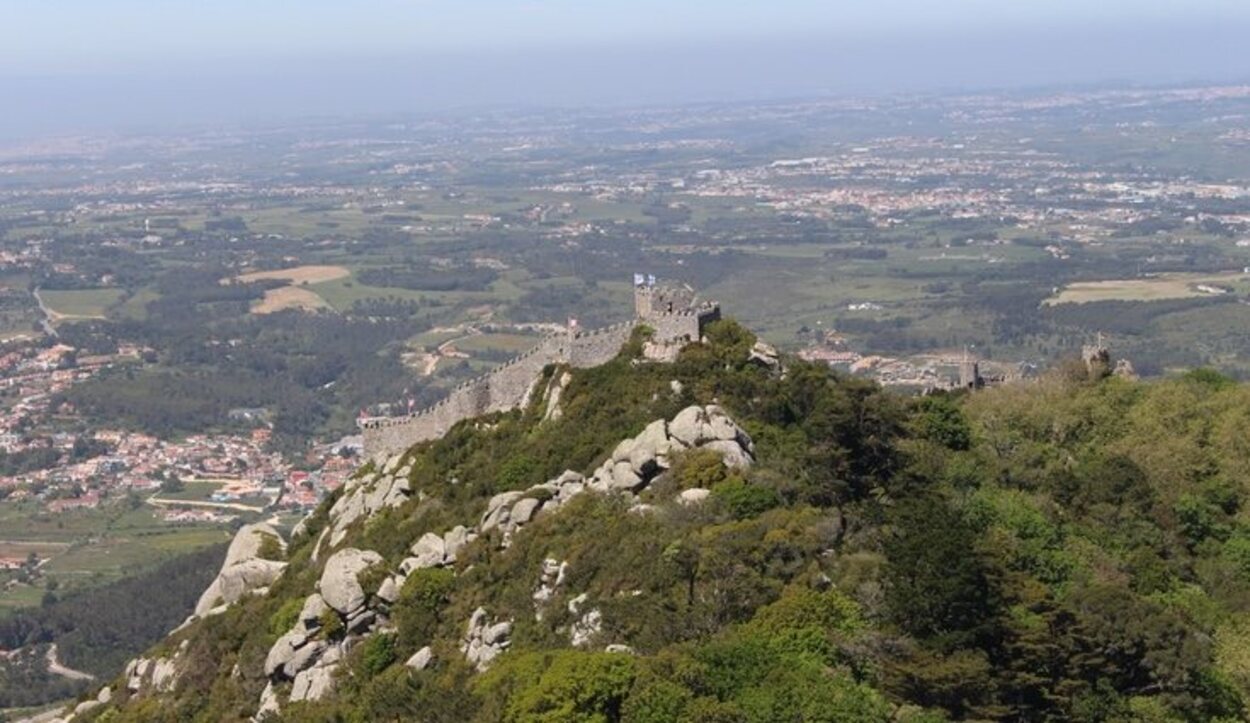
[1045,272,1250,305]
[252,286,332,314]
[234,265,351,284]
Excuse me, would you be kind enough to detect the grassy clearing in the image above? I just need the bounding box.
[1045,272,1250,305]
[38,288,125,320]
[146,481,222,503]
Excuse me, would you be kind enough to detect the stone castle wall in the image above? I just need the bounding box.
[362,292,720,462]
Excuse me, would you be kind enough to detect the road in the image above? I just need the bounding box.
[31,288,58,339]
[145,496,268,514]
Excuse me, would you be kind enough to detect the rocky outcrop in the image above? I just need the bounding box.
[248,404,753,715]
[405,646,434,671]
[460,607,513,671]
[747,340,781,370]
[542,370,573,422]
[568,593,602,648]
[194,523,286,617]
[124,642,186,695]
[318,548,383,616]
[258,545,394,713]
[533,557,568,618]
[399,525,477,574]
[290,647,340,703]
[325,461,414,548]
[584,404,754,495]
[66,686,111,720]
[465,406,754,549]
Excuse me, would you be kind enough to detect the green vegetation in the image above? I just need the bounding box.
[0,544,226,708]
[77,319,1250,721]
[0,501,232,615]
[37,288,126,320]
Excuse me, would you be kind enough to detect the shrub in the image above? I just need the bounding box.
[317,609,344,641]
[256,532,284,562]
[267,598,303,638]
[711,479,782,520]
[501,651,638,723]
[670,448,732,490]
[622,678,693,723]
[356,633,397,680]
[395,567,455,651]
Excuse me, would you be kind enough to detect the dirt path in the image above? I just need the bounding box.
[45,644,93,682]
[31,288,58,338]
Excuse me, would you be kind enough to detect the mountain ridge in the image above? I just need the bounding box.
[42,319,1250,722]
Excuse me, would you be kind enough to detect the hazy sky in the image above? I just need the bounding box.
[3,0,1250,137]
[4,0,1250,71]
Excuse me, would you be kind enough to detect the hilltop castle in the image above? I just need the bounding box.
[360,278,720,461]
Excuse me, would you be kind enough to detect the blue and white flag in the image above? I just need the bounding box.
[633,273,645,286]
[647,274,657,287]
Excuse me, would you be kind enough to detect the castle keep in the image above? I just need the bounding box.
[360,280,720,462]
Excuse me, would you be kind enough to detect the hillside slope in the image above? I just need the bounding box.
[57,322,1250,722]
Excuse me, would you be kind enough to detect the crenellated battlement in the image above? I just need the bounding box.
[361,278,719,461]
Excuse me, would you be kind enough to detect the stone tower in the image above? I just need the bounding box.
[634,278,697,320]
[958,347,982,390]
[1082,333,1112,377]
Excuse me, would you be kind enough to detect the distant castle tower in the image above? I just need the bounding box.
[632,274,719,343]
[1082,332,1136,380]
[1082,332,1112,376]
[633,275,696,319]
[958,347,983,390]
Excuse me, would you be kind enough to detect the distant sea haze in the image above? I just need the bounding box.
[2,20,1249,140]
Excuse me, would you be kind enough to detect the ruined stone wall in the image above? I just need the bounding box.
[362,301,721,462]
[565,321,636,368]
[362,336,564,461]
[363,324,640,462]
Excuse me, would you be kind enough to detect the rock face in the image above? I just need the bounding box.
[567,593,602,648]
[123,642,187,696]
[543,371,573,422]
[324,463,415,549]
[533,557,568,615]
[747,340,781,369]
[194,523,287,616]
[461,607,513,671]
[400,525,478,574]
[318,548,383,615]
[585,405,754,496]
[465,406,754,550]
[290,648,340,703]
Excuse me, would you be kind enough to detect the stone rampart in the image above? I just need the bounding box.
[362,289,721,462]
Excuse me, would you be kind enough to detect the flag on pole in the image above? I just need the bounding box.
[633,273,645,287]
[647,274,656,287]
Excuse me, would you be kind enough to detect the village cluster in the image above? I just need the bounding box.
[0,341,355,521]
